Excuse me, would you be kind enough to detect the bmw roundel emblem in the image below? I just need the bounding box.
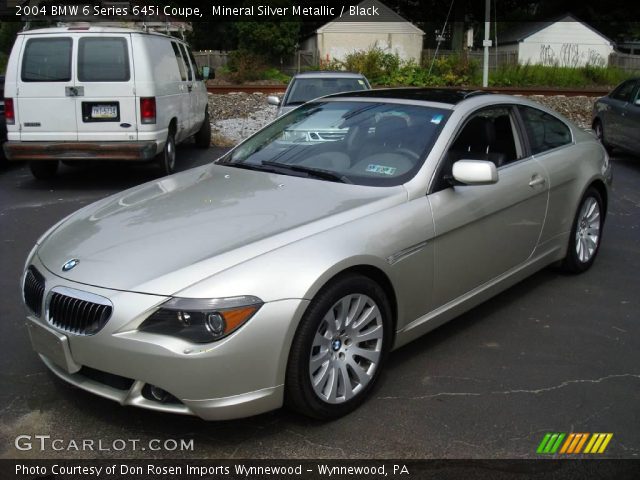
[62,259,80,272]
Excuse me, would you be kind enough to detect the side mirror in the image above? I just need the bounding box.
[634,98,640,106]
[267,95,281,106]
[201,66,214,80]
[452,160,498,185]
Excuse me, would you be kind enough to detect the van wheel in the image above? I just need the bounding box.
[194,110,211,149]
[157,130,176,176]
[30,161,59,180]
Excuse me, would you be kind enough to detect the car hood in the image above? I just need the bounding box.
[37,164,405,295]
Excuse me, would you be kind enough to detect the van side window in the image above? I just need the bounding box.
[178,44,193,81]
[171,42,187,81]
[78,37,130,82]
[22,38,72,82]
[187,49,203,81]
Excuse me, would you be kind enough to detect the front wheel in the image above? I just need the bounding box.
[285,274,392,419]
[194,110,211,149]
[29,161,59,180]
[156,130,176,176]
[593,120,613,155]
[560,187,604,273]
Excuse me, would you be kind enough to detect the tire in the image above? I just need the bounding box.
[560,187,604,274]
[285,273,392,419]
[194,109,211,149]
[593,120,613,155]
[156,129,176,176]
[29,161,59,180]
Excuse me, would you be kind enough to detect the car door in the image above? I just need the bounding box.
[620,82,640,153]
[75,34,137,142]
[16,34,78,141]
[186,47,207,130]
[606,80,636,147]
[170,41,191,141]
[428,106,549,307]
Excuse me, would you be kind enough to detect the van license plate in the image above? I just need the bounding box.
[91,105,118,119]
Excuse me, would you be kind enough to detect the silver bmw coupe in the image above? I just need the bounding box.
[22,89,612,420]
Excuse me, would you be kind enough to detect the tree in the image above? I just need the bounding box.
[235,21,301,63]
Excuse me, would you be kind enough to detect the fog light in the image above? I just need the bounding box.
[205,313,225,337]
[149,385,170,402]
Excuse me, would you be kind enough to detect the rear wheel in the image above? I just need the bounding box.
[285,274,392,419]
[29,161,59,180]
[560,187,604,273]
[593,120,613,155]
[156,129,176,176]
[194,109,211,149]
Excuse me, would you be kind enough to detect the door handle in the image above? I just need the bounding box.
[187,84,193,93]
[529,174,546,188]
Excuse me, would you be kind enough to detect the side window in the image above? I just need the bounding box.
[171,42,187,81]
[178,44,193,82]
[518,106,572,155]
[187,48,203,81]
[611,81,636,102]
[78,37,130,82]
[432,106,522,192]
[21,37,72,82]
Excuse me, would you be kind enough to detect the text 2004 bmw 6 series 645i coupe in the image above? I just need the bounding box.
[21,88,612,420]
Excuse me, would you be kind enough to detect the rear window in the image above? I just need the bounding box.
[518,106,572,154]
[22,37,72,82]
[285,78,369,105]
[171,42,187,81]
[78,37,130,82]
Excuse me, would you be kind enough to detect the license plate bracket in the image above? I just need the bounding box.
[26,318,81,374]
[82,102,120,122]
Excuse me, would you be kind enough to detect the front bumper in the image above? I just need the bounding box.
[3,140,159,162]
[23,258,308,420]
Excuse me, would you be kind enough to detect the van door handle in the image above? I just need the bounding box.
[187,84,193,93]
[65,86,84,97]
[529,174,546,188]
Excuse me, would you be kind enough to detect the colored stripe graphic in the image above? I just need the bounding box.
[539,433,613,454]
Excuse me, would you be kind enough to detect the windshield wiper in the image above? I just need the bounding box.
[261,161,352,184]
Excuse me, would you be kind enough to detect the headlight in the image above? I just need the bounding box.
[139,296,262,343]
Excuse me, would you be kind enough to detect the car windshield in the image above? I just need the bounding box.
[284,78,368,105]
[218,101,450,187]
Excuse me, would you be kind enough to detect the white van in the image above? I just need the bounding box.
[2,25,211,179]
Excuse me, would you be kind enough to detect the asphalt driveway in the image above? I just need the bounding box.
[0,146,638,459]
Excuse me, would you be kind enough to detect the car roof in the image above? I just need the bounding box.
[326,87,489,104]
[292,71,367,79]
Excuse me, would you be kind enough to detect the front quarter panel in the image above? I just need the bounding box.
[176,195,436,334]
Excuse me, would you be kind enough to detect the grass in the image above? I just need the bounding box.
[486,64,635,88]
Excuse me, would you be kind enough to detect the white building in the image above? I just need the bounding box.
[497,14,614,67]
[301,0,424,63]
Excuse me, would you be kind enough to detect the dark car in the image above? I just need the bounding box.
[592,78,640,156]
[0,75,6,161]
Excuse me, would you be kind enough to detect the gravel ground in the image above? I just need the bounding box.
[207,92,596,146]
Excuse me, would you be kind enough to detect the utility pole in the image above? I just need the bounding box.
[482,0,492,87]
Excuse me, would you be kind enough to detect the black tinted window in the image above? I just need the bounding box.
[611,81,636,102]
[285,78,368,105]
[518,106,572,154]
[171,42,187,81]
[78,38,130,82]
[187,49,203,81]
[22,38,72,82]
[178,44,193,81]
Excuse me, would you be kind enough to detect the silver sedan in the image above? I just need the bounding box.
[21,88,612,420]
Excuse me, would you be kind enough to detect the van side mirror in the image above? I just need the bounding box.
[267,96,281,106]
[201,66,214,80]
[452,160,498,185]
